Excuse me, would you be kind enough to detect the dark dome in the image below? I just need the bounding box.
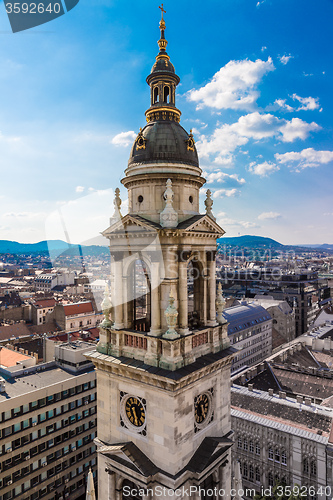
[150,57,175,74]
[128,121,199,168]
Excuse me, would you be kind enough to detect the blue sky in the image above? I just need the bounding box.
[0,0,332,245]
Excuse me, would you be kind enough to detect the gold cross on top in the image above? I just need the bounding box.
[159,4,166,20]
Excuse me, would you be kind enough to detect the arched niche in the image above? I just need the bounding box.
[125,258,151,332]
[187,258,205,330]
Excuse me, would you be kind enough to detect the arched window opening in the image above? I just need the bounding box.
[121,480,142,500]
[163,86,170,103]
[130,259,151,332]
[187,260,204,330]
[303,458,309,474]
[310,460,317,476]
[154,87,159,103]
[199,474,216,499]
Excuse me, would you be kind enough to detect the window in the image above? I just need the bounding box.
[268,447,273,460]
[255,467,260,482]
[243,463,248,478]
[249,441,254,453]
[310,460,317,476]
[256,443,260,455]
[281,450,287,465]
[249,464,254,481]
[22,404,29,414]
[40,413,46,422]
[303,458,309,474]
[243,438,248,451]
[275,449,280,462]
[268,472,274,486]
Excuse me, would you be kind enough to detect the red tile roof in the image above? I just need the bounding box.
[63,302,94,316]
[33,299,56,309]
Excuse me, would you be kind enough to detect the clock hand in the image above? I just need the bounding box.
[132,406,139,425]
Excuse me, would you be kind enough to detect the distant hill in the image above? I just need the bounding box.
[217,235,285,248]
[0,240,108,256]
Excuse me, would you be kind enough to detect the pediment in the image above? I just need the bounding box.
[102,214,160,238]
[178,215,225,236]
[100,442,159,477]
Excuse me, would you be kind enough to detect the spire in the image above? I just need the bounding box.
[86,468,96,500]
[145,6,181,123]
[158,4,167,53]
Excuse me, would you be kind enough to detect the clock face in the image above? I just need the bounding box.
[194,393,210,425]
[125,396,146,428]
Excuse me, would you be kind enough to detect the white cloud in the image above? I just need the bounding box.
[274,99,294,112]
[197,112,320,163]
[203,171,246,185]
[279,118,320,142]
[248,161,279,176]
[261,46,267,52]
[292,94,320,111]
[258,212,282,220]
[275,148,333,170]
[111,131,136,147]
[212,188,240,199]
[75,186,85,193]
[217,212,259,228]
[187,58,274,111]
[279,54,293,65]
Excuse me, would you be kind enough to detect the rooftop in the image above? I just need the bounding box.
[231,384,332,440]
[0,363,93,402]
[0,347,33,368]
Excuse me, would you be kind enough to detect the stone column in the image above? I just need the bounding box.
[108,471,116,499]
[150,259,161,336]
[178,260,189,334]
[207,253,218,326]
[113,253,124,330]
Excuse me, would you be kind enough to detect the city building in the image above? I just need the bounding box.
[250,295,296,343]
[34,272,75,293]
[222,303,272,373]
[31,298,56,325]
[218,269,330,336]
[0,342,97,500]
[86,9,235,500]
[231,385,333,498]
[51,301,100,332]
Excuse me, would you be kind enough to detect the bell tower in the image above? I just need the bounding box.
[87,7,235,500]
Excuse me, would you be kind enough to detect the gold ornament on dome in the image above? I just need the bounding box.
[186,130,196,151]
[135,128,146,150]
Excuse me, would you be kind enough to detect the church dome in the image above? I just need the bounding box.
[128,120,199,168]
[150,57,176,75]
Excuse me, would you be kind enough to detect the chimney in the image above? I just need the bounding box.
[268,388,274,396]
[248,384,254,392]
[279,391,286,399]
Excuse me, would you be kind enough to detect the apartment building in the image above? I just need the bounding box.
[222,302,273,373]
[0,342,97,500]
[31,299,56,326]
[51,302,100,332]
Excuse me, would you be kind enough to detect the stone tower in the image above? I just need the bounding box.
[87,8,235,499]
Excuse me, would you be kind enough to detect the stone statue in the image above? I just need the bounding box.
[163,289,180,339]
[100,284,112,329]
[205,189,216,221]
[160,178,178,228]
[216,282,226,324]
